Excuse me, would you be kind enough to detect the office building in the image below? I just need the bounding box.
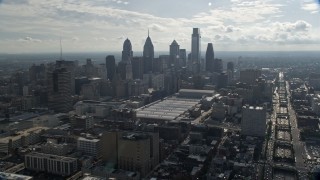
[122,38,133,62]
[227,62,234,81]
[213,58,223,73]
[117,132,151,177]
[170,40,180,67]
[132,57,144,80]
[106,55,116,81]
[0,127,48,154]
[70,115,94,130]
[47,68,73,113]
[77,137,102,157]
[143,31,154,73]
[205,43,214,72]
[25,152,78,176]
[217,72,228,89]
[191,28,201,64]
[179,49,187,67]
[241,106,267,137]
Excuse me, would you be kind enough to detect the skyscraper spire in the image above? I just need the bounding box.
[148,29,149,37]
[59,38,63,60]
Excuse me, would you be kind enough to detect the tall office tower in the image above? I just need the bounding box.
[119,39,133,80]
[125,61,133,80]
[55,60,76,94]
[179,49,187,67]
[213,58,223,73]
[132,57,144,80]
[191,28,201,72]
[47,68,72,113]
[217,72,228,89]
[106,55,116,81]
[227,62,234,80]
[241,105,266,137]
[205,43,214,72]
[170,40,180,67]
[122,38,133,62]
[143,31,154,73]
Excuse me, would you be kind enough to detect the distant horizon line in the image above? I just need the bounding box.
[1,50,320,55]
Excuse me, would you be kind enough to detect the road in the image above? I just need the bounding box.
[286,81,308,178]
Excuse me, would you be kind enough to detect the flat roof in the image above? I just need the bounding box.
[26,152,77,162]
[0,172,33,180]
[136,98,199,121]
[0,127,48,143]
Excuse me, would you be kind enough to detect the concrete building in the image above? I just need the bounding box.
[77,137,102,157]
[70,115,94,130]
[241,106,267,137]
[0,127,48,154]
[25,152,78,176]
[118,132,151,177]
[100,130,159,177]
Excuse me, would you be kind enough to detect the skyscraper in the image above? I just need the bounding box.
[191,28,201,64]
[119,39,133,80]
[169,40,180,67]
[205,43,214,72]
[227,62,234,81]
[122,38,133,62]
[132,57,144,80]
[106,55,116,81]
[143,31,154,73]
[179,49,187,67]
[47,68,72,113]
[213,58,223,73]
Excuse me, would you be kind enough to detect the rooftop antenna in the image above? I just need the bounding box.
[59,37,63,60]
[148,29,149,37]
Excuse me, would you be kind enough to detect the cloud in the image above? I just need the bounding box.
[149,24,166,32]
[301,2,319,12]
[18,37,42,43]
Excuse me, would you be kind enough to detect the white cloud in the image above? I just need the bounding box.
[18,37,42,43]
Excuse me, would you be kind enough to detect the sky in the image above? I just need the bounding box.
[0,0,319,53]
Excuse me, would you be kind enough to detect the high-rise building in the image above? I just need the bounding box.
[217,72,228,89]
[55,60,77,94]
[106,55,116,81]
[213,58,223,73]
[241,105,266,137]
[191,28,201,72]
[132,57,144,80]
[25,152,78,176]
[47,68,72,113]
[227,62,234,81]
[119,39,133,80]
[122,38,133,62]
[205,43,214,72]
[143,31,154,73]
[170,40,180,67]
[179,49,187,67]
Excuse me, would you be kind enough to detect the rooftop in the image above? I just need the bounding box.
[136,98,199,121]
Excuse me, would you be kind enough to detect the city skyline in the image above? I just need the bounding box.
[0,0,320,53]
